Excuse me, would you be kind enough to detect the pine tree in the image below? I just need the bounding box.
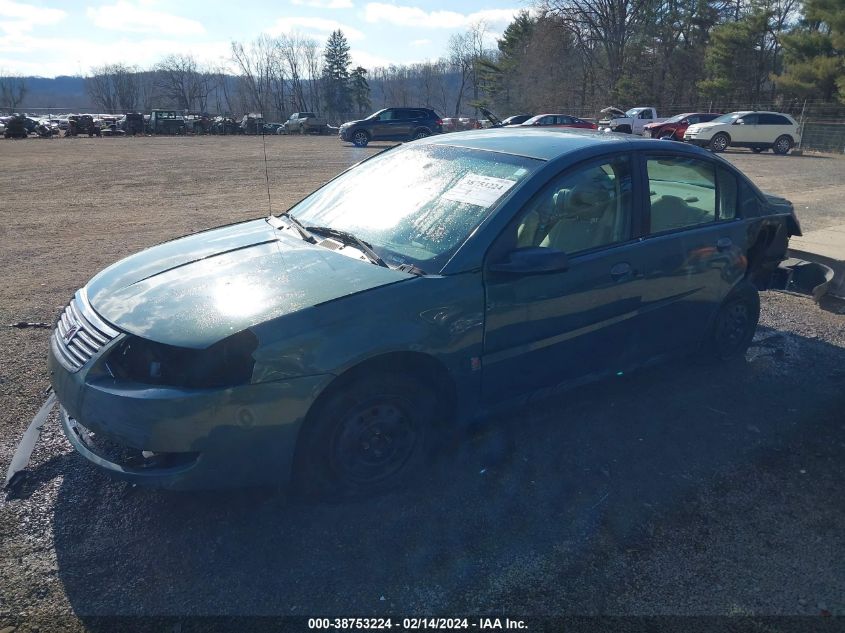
[322,30,352,116]
[348,66,371,115]
[775,0,845,102]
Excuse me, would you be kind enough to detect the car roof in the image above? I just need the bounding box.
[423,128,664,161]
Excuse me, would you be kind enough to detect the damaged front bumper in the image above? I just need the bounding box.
[49,338,334,490]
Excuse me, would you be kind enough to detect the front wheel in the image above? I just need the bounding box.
[293,373,436,500]
[659,132,676,140]
[709,133,730,152]
[351,130,369,147]
[773,135,793,155]
[705,282,760,360]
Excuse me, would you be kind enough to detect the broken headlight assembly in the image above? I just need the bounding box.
[105,330,258,388]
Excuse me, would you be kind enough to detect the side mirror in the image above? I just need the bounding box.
[734,119,744,125]
[489,247,570,275]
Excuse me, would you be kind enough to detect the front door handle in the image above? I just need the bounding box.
[716,237,733,251]
[610,262,633,282]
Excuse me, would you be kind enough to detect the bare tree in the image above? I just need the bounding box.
[231,35,287,119]
[541,0,657,100]
[448,22,491,115]
[154,54,217,111]
[0,71,27,111]
[86,64,140,112]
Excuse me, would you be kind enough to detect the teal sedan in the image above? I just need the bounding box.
[49,129,801,496]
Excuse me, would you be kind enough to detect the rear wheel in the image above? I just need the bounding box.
[293,373,435,500]
[412,128,431,140]
[773,135,793,155]
[705,281,760,360]
[709,132,730,152]
[352,129,369,147]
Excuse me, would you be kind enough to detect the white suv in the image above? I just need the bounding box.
[684,111,800,154]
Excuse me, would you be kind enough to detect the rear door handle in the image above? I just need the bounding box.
[716,237,733,251]
[610,262,633,282]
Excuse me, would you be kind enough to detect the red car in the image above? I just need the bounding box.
[520,114,597,129]
[642,112,721,140]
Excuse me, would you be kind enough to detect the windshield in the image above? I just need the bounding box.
[286,144,541,271]
[624,108,643,117]
[662,113,687,124]
[365,109,386,121]
[711,112,748,124]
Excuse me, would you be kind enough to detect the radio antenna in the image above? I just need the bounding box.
[261,122,272,216]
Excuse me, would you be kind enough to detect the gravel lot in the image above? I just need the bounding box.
[0,136,843,631]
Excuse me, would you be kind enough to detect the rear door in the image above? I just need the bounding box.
[620,152,748,361]
[760,113,796,143]
[391,109,415,138]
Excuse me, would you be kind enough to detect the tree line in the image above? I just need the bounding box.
[2,0,841,120]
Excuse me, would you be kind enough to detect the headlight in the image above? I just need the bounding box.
[105,331,258,388]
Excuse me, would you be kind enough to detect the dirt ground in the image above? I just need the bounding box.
[0,135,844,631]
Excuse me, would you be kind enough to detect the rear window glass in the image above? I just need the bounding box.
[647,157,716,233]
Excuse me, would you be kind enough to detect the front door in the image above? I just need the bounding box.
[732,113,760,143]
[482,154,641,402]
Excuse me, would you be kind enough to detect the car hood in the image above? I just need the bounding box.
[86,218,410,348]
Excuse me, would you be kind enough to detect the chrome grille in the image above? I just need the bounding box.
[53,289,120,372]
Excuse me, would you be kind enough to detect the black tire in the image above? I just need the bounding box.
[709,132,730,152]
[659,132,676,140]
[351,129,369,147]
[773,135,793,155]
[751,147,766,153]
[293,373,436,500]
[705,281,760,361]
[412,128,431,140]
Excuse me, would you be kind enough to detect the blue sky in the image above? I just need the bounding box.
[0,0,528,77]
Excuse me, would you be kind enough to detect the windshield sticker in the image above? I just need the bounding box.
[442,174,517,208]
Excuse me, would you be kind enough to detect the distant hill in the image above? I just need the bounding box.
[16,76,90,112]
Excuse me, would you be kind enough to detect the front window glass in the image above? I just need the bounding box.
[514,155,633,254]
[647,157,716,232]
[288,145,541,270]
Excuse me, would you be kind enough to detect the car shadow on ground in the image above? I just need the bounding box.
[46,324,845,620]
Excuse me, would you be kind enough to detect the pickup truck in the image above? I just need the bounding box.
[598,107,667,135]
[283,112,329,135]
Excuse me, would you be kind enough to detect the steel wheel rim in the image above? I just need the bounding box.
[331,398,418,485]
[716,301,750,353]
